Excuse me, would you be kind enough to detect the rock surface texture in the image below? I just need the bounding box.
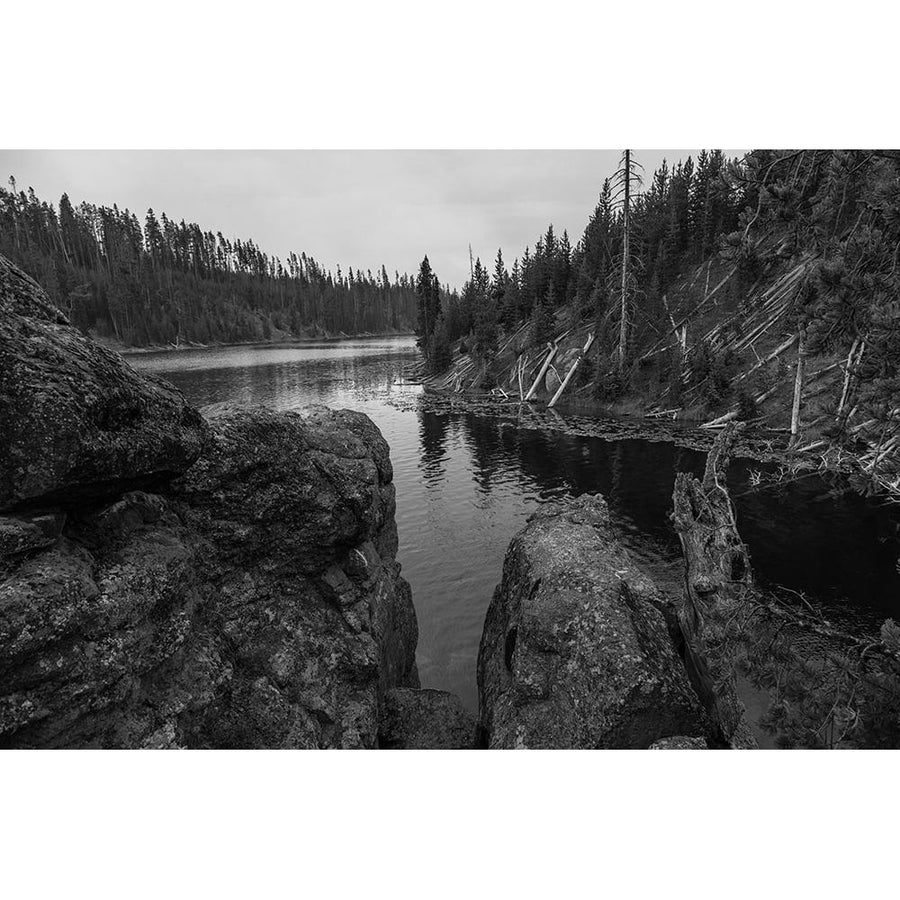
[378,687,478,749]
[649,736,709,749]
[477,494,710,749]
[0,254,418,748]
[0,254,206,512]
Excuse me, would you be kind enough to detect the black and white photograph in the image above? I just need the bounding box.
[4,146,900,752]
[2,3,897,897]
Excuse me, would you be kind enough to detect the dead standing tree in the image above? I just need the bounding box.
[671,424,758,748]
[611,149,643,374]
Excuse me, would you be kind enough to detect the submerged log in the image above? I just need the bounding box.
[671,424,758,748]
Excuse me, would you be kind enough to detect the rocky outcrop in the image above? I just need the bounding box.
[477,494,709,749]
[0,405,419,748]
[169,403,419,748]
[0,254,419,748]
[0,254,206,512]
[0,408,417,747]
[378,688,478,749]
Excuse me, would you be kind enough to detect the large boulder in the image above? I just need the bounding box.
[0,254,206,512]
[0,405,419,749]
[168,403,420,748]
[477,494,709,748]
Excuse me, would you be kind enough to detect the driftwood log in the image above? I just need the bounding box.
[671,424,758,748]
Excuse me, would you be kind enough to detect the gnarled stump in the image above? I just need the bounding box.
[671,424,757,748]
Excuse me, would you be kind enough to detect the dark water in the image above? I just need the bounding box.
[131,337,900,712]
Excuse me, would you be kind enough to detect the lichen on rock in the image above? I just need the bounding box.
[477,493,710,749]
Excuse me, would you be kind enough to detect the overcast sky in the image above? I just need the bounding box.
[0,150,747,289]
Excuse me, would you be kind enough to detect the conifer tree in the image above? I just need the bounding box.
[426,314,452,372]
[500,258,522,328]
[518,246,534,318]
[415,254,441,351]
[491,247,508,298]
[471,257,498,359]
[530,283,556,347]
[591,268,609,342]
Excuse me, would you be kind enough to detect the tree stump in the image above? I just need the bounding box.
[671,424,758,748]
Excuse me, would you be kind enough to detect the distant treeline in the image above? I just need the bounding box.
[0,179,419,346]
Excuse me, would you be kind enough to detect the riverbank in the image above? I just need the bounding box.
[417,375,900,503]
[93,330,416,355]
[415,385,819,472]
[418,242,899,500]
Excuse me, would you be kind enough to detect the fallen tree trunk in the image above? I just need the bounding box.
[524,343,557,401]
[698,380,782,429]
[789,329,806,446]
[637,266,738,363]
[548,332,595,408]
[837,339,865,429]
[671,424,758,748]
[730,332,798,386]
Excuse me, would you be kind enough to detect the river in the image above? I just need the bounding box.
[131,336,900,714]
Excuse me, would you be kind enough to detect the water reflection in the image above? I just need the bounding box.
[131,339,900,712]
[418,411,450,482]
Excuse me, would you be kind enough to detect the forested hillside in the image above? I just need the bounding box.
[0,179,419,347]
[418,150,900,491]
[420,149,745,359]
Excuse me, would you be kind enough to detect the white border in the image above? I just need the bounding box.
[4,1,897,148]
[2,2,897,897]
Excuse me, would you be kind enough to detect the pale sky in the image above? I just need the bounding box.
[0,150,748,289]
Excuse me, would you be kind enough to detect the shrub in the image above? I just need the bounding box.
[692,341,735,406]
[529,300,554,347]
[594,368,626,403]
[736,386,758,421]
[577,355,595,387]
[667,348,685,407]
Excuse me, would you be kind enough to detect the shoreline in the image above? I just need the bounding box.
[96,331,417,355]
[416,384,866,486]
